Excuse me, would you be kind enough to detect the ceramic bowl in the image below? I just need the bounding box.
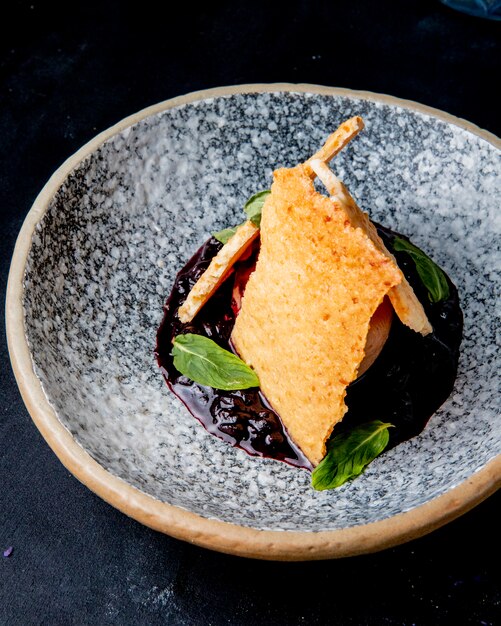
[7,84,500,560]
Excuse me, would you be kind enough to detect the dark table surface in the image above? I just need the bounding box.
[1,1,499,624]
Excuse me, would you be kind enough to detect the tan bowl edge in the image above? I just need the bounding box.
[6,83,501,561]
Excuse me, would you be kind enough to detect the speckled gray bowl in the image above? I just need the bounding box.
[7,85,501,560]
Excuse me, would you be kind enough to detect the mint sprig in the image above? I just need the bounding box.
[212,190,270,243]
[243,190,271,228]
[392,236,450,303]
[312,421,393,490]
[172,334,259,390]
[212,226,239,244]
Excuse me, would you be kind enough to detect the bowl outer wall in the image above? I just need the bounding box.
[6,83,501,560]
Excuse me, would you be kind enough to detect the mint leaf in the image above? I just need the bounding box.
[212,226,239,244]
[392,236,450,303]
[311,421,393,490]
[172,334,259,390]
[212,190,271,242]
[243,190,271,228]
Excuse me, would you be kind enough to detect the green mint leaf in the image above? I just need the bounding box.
[212,190,271,243]
[311,421,393,490]
[172,333,260,390]
[243,190,271,228]
[392,236,450,303]
[212,225,240,244]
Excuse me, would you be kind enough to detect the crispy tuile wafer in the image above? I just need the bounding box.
[231,164,403,465]
[178,119,364,324]
[177,220,259,323]
[304,116,364,177]
[309,159,432,336]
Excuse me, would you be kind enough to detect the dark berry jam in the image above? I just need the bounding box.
[155,225,463,470]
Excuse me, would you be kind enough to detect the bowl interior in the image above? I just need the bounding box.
[23,91,500,531]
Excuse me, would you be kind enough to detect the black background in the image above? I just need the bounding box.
[1,1,499,624]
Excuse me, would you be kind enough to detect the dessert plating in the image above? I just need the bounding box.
[156,117,463,488]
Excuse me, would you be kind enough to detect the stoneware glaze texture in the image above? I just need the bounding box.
[15,87,500,542]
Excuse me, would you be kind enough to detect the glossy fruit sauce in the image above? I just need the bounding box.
[156,225,463,471]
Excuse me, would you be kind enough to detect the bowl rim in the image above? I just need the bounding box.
[6,83,501,560]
